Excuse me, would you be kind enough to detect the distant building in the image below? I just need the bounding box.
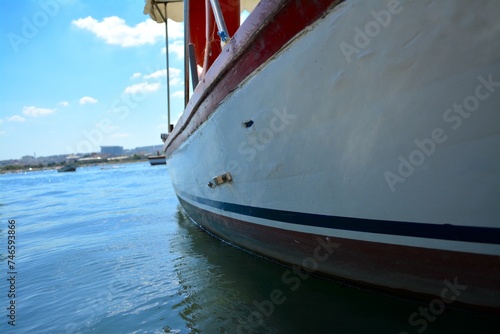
[66,154,80,162]
[20,155,37,164]
[130,145,163,155]
[100,146,123,156]
[77,156,103,163]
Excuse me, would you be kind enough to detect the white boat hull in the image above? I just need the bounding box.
[165,0,500,311]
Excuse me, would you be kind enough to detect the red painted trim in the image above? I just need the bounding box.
[164,0,343,156]
[178,197,500,313]
[189,0,241,71]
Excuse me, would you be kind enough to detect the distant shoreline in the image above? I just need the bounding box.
[0,157,150,175]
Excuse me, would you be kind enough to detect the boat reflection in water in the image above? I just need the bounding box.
[165,206,499,333]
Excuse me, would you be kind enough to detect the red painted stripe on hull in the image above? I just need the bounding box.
[164,0,342,156]
[178,197,500,313]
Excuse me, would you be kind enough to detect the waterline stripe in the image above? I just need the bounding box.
[178,191,500,245]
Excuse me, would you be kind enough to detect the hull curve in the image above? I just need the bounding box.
[165,0,500,312]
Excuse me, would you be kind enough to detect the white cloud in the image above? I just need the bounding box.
[124,67,181,96]
[169,69,182,85]
[166,20,184,40]
[123,82,160,95]
[59,101,69,107]
[144,67,181,85]
[23,106,56,117]
[172,90,184,98]
[80,96,98,105]
[162,40,184,59]
[72,16,166,47]
[143,69,166,80]
[7,115,26,122]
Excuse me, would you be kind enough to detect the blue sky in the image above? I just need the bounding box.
[0,0,187,160]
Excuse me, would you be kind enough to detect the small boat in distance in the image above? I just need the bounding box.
[57,164,76,173]
[148,152,166,166]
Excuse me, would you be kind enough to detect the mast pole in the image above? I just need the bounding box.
[153,0,173,135]
[164,3,172,133]
[184,0,190,106]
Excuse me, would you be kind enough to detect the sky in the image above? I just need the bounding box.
[0,0,187,160]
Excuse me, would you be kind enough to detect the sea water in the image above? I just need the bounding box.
[0,162,498,333]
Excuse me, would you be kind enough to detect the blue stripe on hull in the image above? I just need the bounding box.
[179,191,500,245]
